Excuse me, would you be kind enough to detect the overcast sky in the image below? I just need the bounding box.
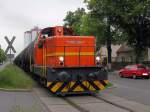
[0,0,86,54]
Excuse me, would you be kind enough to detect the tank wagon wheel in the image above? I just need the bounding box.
[39,77,48,88]
[43,78,48,88]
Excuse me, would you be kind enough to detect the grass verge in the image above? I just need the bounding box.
[0,64,35,89]
[105,82,113,88]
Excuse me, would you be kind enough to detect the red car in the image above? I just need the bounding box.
[119,64,150,79]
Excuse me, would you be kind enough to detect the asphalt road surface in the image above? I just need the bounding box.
[103,72,150,106]
[0,91,45,112]
[0,62,9,70]
[0,62,46,112]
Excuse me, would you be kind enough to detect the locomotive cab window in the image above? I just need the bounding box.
[41,28,54,38]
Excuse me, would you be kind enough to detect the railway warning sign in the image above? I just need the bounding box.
[4,36,16,60]
[5,36,16,54]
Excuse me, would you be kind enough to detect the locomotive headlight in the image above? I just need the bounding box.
[96,56,100,66]
[59,56,64,62]
[96,56,100,62]
[59,56,64,66]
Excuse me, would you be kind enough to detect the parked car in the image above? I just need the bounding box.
[119,64,150,79]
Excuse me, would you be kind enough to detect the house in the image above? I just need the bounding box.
[97,44,121,62]
[116,43,150,62]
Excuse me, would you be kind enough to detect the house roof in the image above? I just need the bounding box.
[117,43,133,53]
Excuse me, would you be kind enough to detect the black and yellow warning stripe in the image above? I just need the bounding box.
[47,80,110,94]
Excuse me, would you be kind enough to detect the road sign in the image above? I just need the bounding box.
[7,54,15,59]
[5,36,16,54]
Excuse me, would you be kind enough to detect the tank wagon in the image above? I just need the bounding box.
[14,26,110,95]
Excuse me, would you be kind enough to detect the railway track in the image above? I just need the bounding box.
[62,96,90,112]
[91,94,135,112]
[33,87,136,112]
[62,94,134,112]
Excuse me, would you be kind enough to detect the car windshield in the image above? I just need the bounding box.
[125,65,137,70]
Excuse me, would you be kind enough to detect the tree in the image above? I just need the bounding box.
[64,4,127,70]
[85,0,117,69]
[64,8,126,47]
[80,14,106,49]
[112,0,150,63]
[85,0,150,63]
[63,8,86,35]
[0,48,6,63]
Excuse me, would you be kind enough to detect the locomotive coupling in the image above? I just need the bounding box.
[57,72,71,82]
[88,73,97,80]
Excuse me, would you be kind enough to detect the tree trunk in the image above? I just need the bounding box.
[135,42,143,64]
[106,19,112,70]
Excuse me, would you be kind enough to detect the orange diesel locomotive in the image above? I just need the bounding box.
[14,26,110,95]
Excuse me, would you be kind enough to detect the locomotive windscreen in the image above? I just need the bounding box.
[41,27,54,37]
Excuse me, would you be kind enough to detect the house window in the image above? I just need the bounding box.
[122,57,125,62]
[130,56,133,62]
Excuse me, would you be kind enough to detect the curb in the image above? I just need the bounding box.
[0,88,33,92]
[32,88,52,112]
[106,85,117,89]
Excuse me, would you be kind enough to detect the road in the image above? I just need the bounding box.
[103,71,150,106]
[0,62,47,112]
[0,91,46,112]
[0,62,10,70]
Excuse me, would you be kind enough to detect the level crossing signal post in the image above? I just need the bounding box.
[4,36,16,62]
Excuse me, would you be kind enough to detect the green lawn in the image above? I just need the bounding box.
[0,64,35,89]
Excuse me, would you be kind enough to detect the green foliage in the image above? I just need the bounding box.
[112,0,150,62]
[64,0,150,63]
[80,14,106,48]
[64,8,86,35]
[0,64,35,89]
[64,3,127,48]
[0,48,6,63]
[85,0,129,43]
[85,0,150,63]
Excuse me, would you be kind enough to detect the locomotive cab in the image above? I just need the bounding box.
[35,26,98,68]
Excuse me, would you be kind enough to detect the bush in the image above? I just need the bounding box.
[0,48,6,63]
